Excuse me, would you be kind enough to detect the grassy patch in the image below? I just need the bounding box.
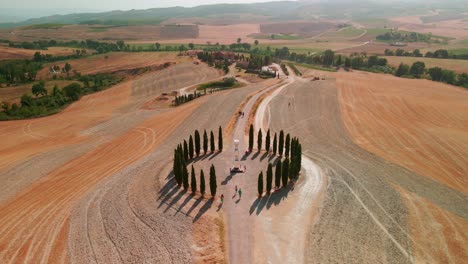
[323,27,366,38]
[197,77,242,91]
[449,48,468,55]
[23,23,68,30]
[288,61,337,72]
[249,33,303,40]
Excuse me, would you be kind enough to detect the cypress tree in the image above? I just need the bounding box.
[189,135,194,160]
[173,149,182,186]
[203,130,208,154]
[210,131,215,152]
[285,134,291,158]
[248,124,254,152]
[195,130,201,156]
[257,129,263,152]
[258,171,264,196]
[191,165,197,194]
[183,140,189,162]
[266,163,273,194]
[275,159,282,187]
[265,129,271,152]
[209,164,217,197]
[282,158,289,187]
[183,160,189,191]
[273,133,277,155]
[218,126,223,151]
[279,130,284,157]
[200,169,206,196]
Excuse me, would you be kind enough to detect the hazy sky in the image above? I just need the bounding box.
[1,0,293,10]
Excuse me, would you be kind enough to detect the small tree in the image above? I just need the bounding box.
[200,169,206,196]
[155,42,161,51]
[258,171,264,196]
[254,40,259,46]
[173,149,182,186]
[203,130,208,154]
[31,81,47,97]
[282,158,289,187]
[248,124,254,152]
[188,43,195,50]
[218,126,223,151]
[273,133,278,155]
[266,163,273,194]
[279,130,284,157]
[209,164,217,197]
[183,140,189,162]
[191,165,197,194]
[275,160,282,187]
[195,130,201,156]
[265,129,271,152]
[189,135,194,160]
[210,131,215,152]
[285,134,291,158]
[257,129,263,152]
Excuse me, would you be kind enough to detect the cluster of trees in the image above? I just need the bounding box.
[0,73,121,120]
[33,50,88,63]
[173,146,217,197]
[376,31,435,43]
[384,48,466,60]
[256,132,303,196]
[248,125,301,158]
[0,82,82,120]
[196,51,231,73]
[6,39,127,54]
[246,54,273,72]
[395,61,468,87]
[288,63,302,76]
[172,127,224,196]
[174,91,203,106]
[0,59,43,84]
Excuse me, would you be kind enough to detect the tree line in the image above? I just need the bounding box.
[174,91,203,106]
[394,61,468,88]
[0,59,42,85]
[171,127,224,197]
[384,48,467,60]
[5,39,128,54]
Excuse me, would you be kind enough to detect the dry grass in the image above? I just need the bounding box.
[0,80,82,103]
[0,46,90,61]
[338,71,468,193]
[383,56,468,73]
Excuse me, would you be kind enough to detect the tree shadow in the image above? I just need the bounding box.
[164,171,174,180]
[216,202,223,212]
[157,180,180,209]
[193,199,213,222]
[251,151,260,160]
[235,198,241,204]
[186,196,204,216]
[163,189,186,213]
[208,151,221,160]
[175,192,193,215]
[266,183,295,209]
[241,151,250,161]
[268,154,277,162]
[221,171,237,185]
[249,198,260,215]
[260,152,269,162]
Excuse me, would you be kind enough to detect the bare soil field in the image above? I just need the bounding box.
[268,75,467,263]
[0,46,90,61]
[260,21,335,38]
[37,52,181,78]
[338,71,468,194]
[198,24,260,43]
[0,24,199,42]
[397,19,468,40]
[384,56,468,73]
[0,60,241,262]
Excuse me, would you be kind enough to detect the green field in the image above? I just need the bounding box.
[322,27,366,38]
[286,61,337,72]
[23,23,68,30]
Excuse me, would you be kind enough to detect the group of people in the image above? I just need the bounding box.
[220,185,242,204]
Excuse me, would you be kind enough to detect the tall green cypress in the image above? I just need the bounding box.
[258,171,264,196]
[173,149,181,186]
[183,160,189,190]
[273,133,277,155]
[191,165,197,194]
[195,130,201,156]
[257,129,263,152]
[210,131,215,152]
[285,134,291,158]
[218,126,223,151]
[203,130,208,154]
[265,129,271,152]
[200,169,206,196]
[209,164,217,197]
[275,160,282,187]
[266,163,273,194]
[183,140,189,162]
[248,124,254,152]
[282,158,289,187]
[279,130,284,157]
[189,135,194,160]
